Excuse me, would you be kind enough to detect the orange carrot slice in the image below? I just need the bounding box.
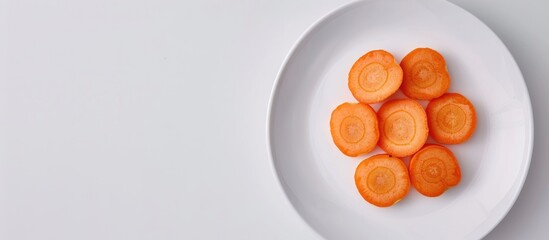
[409,145,461,197]
[400,48,450,100]
[426,93,476,144]
[330,102,379,157]
[377,99,429,157]
[348,50,403,103]
[355,154,410,207]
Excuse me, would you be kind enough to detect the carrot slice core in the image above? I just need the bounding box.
[436,104,467,133]
[359,63,389,92]
[421,158,446,183]
[367,167,396,194]
[339,116,366,143]
[411,60,437,88]
[383,110,416,145]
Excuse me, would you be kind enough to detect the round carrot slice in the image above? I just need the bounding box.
[400,48,450,100]
[377,99,429,157]
[409,145,461,197]
[330,102,379,157]
[355,154,410,207]
[348,50,403,103]
[426,93,476,144]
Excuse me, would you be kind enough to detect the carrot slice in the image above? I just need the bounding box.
[400,48,450,100]
[409,145,461,197]
[348,50,403,103]
[426,93,476,144]
[377,99,429,157]
[355,154,410,207]
[330,102,379,157]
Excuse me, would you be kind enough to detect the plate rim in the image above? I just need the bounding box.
[266,0,534,239]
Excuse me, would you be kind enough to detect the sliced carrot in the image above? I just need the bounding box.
[426,93,476,144]
[355,154,410,207]
[400,48,450,100]
[409,145,461,197]
[330,102,379,157]
[348,50,403,103]
[377,99,429,157]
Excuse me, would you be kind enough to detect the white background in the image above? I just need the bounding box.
[0,0,547,239]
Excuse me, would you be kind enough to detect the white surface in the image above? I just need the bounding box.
[0,0,547,239]
[268,0,532,239]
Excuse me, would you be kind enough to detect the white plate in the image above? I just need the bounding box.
[267,0,534,239]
